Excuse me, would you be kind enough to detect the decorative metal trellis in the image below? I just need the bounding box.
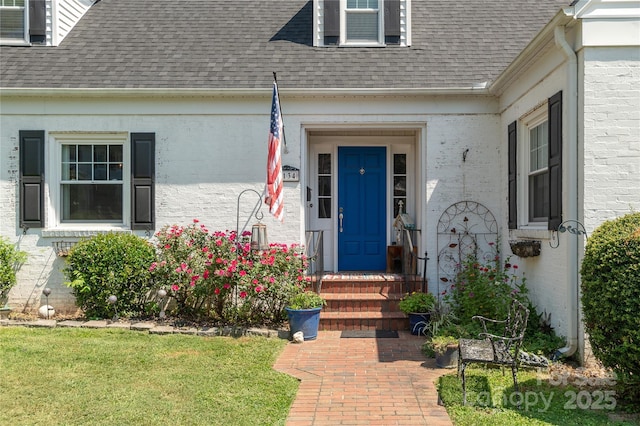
[436,201,498,301]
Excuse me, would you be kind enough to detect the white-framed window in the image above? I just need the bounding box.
[318,0,407,47]
[508,91,562,231]
[48,133,130,228]
[0,0,28,44]
[525,111,549,224]
[344,0,382,45]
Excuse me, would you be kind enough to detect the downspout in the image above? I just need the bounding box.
[553,25,579,359]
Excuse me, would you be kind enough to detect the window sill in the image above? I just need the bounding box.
[509,228,553,240]
[1,40,31,46]
[42,228,132,238]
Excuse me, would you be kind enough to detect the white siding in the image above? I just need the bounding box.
[53,0,94,46]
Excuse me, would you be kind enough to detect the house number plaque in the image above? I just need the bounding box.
[283,165,299,182]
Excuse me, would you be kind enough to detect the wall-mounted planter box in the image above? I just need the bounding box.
[509,240,541,258]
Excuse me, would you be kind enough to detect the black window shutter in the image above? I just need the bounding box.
[508,121,517,229]
[131,133,155,231]
[384,0,401,39]
[29,0,46,36]
[324,0,340,37]
[19,130,45,229]
[548,91,563,230]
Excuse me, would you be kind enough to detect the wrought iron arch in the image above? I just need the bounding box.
[436,201,498,301]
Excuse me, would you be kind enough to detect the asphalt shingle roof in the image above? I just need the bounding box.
[0,0,568,90]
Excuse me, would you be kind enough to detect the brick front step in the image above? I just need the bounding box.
[316,273,426,331]
[319,311,409,331]
[322,292,402,313]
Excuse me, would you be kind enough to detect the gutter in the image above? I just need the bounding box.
[553,24,580,360]
[0,85,492,99]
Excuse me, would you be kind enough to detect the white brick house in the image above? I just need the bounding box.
[1,0,638,360]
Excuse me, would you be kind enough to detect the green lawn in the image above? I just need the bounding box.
[438,366,638,426]
[0,327,298,425]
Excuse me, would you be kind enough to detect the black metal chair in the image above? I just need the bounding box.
[458,299,548,406]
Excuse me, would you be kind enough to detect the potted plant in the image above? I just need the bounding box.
[285,291,326,341]
[399,291,436,335]
[431,335,459,368]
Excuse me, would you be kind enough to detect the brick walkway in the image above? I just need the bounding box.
[274,330,453,426]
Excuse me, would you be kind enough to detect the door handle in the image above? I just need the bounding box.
[339,207,344,233]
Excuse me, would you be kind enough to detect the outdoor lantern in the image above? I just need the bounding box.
[251,222,269,251]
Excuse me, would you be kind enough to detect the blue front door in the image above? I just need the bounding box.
[338,147,387,271]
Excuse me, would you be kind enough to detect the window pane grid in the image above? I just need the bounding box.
[347,0,378,9]
[60,142,124,223]
[61,144,123,183]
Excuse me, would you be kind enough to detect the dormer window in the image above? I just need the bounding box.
[0,0,46,45]
[315,0,410,47]
[0,0,28,44]
[345,0,381,44]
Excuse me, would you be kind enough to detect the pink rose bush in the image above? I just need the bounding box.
[149,220,310,325]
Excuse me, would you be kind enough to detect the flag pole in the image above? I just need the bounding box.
[272,72,288,153]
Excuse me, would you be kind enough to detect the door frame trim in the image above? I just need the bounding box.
[303,126,425,272]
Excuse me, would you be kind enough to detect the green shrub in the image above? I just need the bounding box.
[64,233,156,318]
[0,237,27,304]
[580,212,640,406]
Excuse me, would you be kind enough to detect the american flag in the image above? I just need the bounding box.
[264,81,284,222]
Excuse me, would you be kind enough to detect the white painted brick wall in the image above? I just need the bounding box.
[2,98,500,313]
[498,54,572,338]
[424,114,503,289]
[582,47,640,232]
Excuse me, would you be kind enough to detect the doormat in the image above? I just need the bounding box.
[340,330,399,338]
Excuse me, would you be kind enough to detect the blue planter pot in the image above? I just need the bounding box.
[286,307,322,340]
[408,312,430,335]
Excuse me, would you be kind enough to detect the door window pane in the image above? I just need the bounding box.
[319,198,331,220]
[318,153,331,174]
[318,153,331,219]
[318,176,331,196]
[394,198,406,218]
[394,176,406,197]
[394,153,406,174]
[393,154,407,218]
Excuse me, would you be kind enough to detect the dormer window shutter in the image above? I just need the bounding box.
[384,0,400,43]
[19,130,45,229]
[131,132,155,231]
[548,91,563,231]
[29,0,46,39]
[324,0,340,42]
